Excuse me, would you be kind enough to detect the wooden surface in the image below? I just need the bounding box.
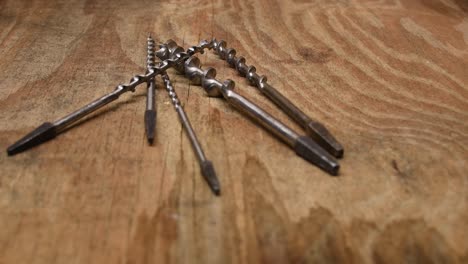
[1,0,467,263]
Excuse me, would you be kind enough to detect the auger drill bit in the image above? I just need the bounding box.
[212,39,344,158]
[161,72,220,195]
[144,34,157,144]
[158,39,344,158]
[156,43,339,175]
[6,40,212,155]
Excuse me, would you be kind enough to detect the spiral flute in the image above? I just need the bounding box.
[156,41,339,175]
[212,39,343,158]
[144,34,157,144]
[162,72,220,195]
[159,39,344,158]
[7,40,212,155]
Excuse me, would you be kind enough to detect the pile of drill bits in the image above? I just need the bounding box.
[7,35,344,196]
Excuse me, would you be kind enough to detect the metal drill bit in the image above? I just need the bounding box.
[159,39,344,158]
[161,72,220,195]
[145,34,157,144]
[212,39,344,158]
[156,43,339,175]
[7,40,212,156]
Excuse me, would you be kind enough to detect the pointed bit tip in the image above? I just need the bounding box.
[306,121,344,158]
[7,122,57,156]
[201,160,221,196]
[294,136,340,176]
[147,137,154,145]
[144,110,156,145]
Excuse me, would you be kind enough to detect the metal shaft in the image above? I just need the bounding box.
[6,40,213,155]
[212,39,343,158]
[159,39,344,158]
[186,60,299,147]
[161,72,220,195]
[156,43,339,175]
[145,34,157,144]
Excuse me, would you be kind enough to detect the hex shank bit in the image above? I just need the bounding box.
[6,41,212,155]
[214,40,343,158]
[161,72,220,195]
[157,44,339,175]
[145,34,157,144]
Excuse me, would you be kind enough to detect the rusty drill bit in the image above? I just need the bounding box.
[6,40,213,156]
[145,34,157,144]
[161,72,220,195]
[212,39,344,158]
[157,42,339,175]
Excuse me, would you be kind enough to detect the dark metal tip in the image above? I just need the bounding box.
[7,122,57,156]
[294,136,340,176]
[306,121,344,158]
[144,110,156,145]
[200,160,221,196]
[147,137,154,145]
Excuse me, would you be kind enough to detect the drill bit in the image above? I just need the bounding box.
[159,39,344,158]
[6,40,212,156]
[145,34,157,144]
[212,39,344,158]
[157,43,339,175]
[161,72,220,195]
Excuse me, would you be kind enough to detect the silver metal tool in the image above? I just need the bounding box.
[158,39,343,158]
[212,39,344,158]
[6,40,212,155]
[161,72,220,195]
[144,34,157,144]
[157,42,339,175]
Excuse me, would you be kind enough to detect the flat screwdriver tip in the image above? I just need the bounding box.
[306,121,344,158]
[7,122,57,156]
[201,160,221,196]
[294,136,340,176]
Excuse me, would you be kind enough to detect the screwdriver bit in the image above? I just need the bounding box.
[6,40,213,156]
[145,34,157,144]
[161,72,220,195]
[157,43,339,175]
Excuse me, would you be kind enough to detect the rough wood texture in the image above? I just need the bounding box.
[1,0,467,263]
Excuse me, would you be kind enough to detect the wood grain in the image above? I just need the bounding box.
[0,0,467,263]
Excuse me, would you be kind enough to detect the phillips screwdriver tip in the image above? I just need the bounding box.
[7,122,57,156]
[294,136,340,176]
[201,160,221,196]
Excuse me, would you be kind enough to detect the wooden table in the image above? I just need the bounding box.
[1,0,467,263]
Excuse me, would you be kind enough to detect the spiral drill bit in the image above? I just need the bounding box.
[156,42,339,175]
[212,40,344,158]
[158,39,344,158]
[160,39,344,158]
[145,34,157,144]
[6,40,212,155]
[162,72,220,195]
